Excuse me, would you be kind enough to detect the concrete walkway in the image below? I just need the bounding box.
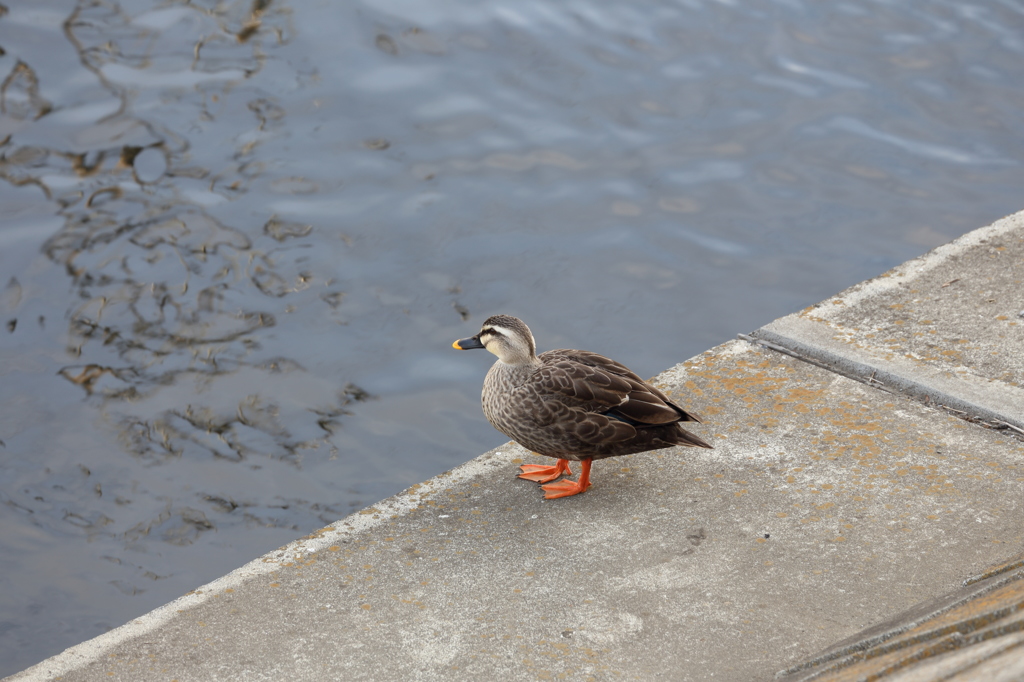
[8,211,1024,681]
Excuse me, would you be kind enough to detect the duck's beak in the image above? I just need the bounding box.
[453,335,485,350]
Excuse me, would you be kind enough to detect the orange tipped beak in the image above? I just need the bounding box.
[453,335,485,350]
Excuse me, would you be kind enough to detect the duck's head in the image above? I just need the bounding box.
[453,314,537,364]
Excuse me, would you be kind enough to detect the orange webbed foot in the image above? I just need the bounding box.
[518,459,571,483]
[539,459,593,499]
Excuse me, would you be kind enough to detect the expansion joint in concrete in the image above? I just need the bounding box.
[738,332,1024,444]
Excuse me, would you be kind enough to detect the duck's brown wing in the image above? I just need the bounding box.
[527,355,632,445]
[539,349,702,425]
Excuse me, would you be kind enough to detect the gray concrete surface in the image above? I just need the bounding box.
[7,211,1024,681]
[753,210,1024,432]
[10,344,1024,681]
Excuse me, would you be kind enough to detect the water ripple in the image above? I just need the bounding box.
[828,116,1017,166]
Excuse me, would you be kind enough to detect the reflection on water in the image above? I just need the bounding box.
[1,0,1023,674]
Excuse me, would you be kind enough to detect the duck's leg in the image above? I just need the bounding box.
[518,458,571,483]
[540,459,592,499]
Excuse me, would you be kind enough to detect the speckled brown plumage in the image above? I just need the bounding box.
[453,315,712,498]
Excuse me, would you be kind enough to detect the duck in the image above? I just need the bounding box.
[453,314,712,499]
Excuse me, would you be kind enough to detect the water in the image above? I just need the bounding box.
[1,0,1022,675]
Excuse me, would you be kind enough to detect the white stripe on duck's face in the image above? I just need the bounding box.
[480,323,536,363]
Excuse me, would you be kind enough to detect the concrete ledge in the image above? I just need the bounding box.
[4,454,510,681]
[9,338,1024,681]
[750,322,1024,431]
[777,553,1024,681]
[752,209,1024,432]
[8,212,1024,681]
